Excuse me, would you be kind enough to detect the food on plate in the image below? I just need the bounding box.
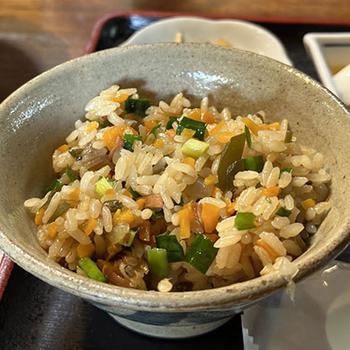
[24,85,331,292]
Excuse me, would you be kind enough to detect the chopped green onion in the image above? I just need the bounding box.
[49,202,71,223]
[245,125,252,148]
[276,207,292,217]
[104,200,122,212]
[46,179,63,193]
[156,234,184,262]
[285,130,293,143]
[128,187,141,200]
[235,212,256,230]
[125,96,151,117]
[123,133,142,151]
[69,148,83,159]
[98,119,112,129]
[123,230,137,247]
[65,167,79,182]
[244,156,264,172]
[166,116,179,129]
[177,117,206,140]
[217,133,246,191]
[147,248,169,278]
[95,177,113,196]
[181,138,209,159]
[78,257,106,282]
[281,167,293,174]
[186,234,218,274]
[151,123,161,136]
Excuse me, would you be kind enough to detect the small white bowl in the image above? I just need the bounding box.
[303,33,350,104]
[122,16,292,65]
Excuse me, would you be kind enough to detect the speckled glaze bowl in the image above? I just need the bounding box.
[1,44,350,339]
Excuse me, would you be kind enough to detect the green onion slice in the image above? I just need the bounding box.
[79,257,106,282]
[147,248,169,278]
[235,212,256,230]
[244,156,264,172]
[156,234,184,262]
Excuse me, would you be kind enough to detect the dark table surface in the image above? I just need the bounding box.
[1,16,350,350]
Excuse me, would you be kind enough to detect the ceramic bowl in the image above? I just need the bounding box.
[122,16,292,65]
[0,44,350,339]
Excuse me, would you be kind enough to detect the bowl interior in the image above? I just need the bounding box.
[0,43,350,311]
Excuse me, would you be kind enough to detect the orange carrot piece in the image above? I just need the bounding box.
[84,218,97,235]
[262,186,280,197]
[34,208,45,226]
[183,157,196,168]
[56,144,69,153]
[77,243,96,258]
[47,222,58,239]
[202,111,216,124]
[102,126,125,151]
[201,203,221,233]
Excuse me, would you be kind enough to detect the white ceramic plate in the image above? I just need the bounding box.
[303,32,350,103]
[122,17,292,66]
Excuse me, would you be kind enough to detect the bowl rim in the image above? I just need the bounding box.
[1,43,350,312]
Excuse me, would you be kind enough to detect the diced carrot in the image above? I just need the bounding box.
[181,128,196,138]
[102,126,125,151]
[136,198,146,210]
[242,118,280,135]
[83,218,97,235]
[144,119,157,132]
[204,174,218,186]
[67,188,80,201]
[301,198,316,210]
[179,203,193,239]
[226,201,236,216]
[166,129,176,138]
[214,131,236,144]
[105,188,116,196]
[56,144,69,153]
[77,243,95,258]
[208,120,226,136]
[201,203,221,233]
[111,93,129,103]
[256,239,279,261]
[47,222,58,239]
[34,208,45,226]
[85,121,99,132]
[123,190,132,198]
[153,139,164,148]
[262,186,280,197]
[202,111,216,124]
[183,157,196,169]
[187,108,201,121]
[211,186,222,198]
[113,209,134,225]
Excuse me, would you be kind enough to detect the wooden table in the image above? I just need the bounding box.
[1,0,350,99]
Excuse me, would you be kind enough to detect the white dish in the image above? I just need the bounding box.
[122,16,292,65]
[242,261,350,350]
[303,33,350,104]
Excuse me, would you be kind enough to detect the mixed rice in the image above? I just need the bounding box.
[24,85,331,292]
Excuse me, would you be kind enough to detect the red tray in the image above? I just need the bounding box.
[0,252,13,299]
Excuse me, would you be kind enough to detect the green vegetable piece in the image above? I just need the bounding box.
[147,248,169,278]
[69,148,83,159]
[151,123,161,136]
[245,125,252,148]
[128,187,141,200]
[177,117,206,140]
[65,167,79,182]
[181,138,209,159]
[125,96,151,117]
[166,116,179,129]
[281,167,293,174]
[285,130,293,143]
[123,230,137,247]
[98,119,112,129]
[217,133,246,191]
[156,234,184,262]
[244,156,264,172]
[104,200,122,212]
[49,202,71,222]
[46,179,63,193]
[235,212,256,230]
[186,234,218,274]
[95,177,113,196]
[123,133,142,152]
[79,257,106,282]
[276,207,292,217]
